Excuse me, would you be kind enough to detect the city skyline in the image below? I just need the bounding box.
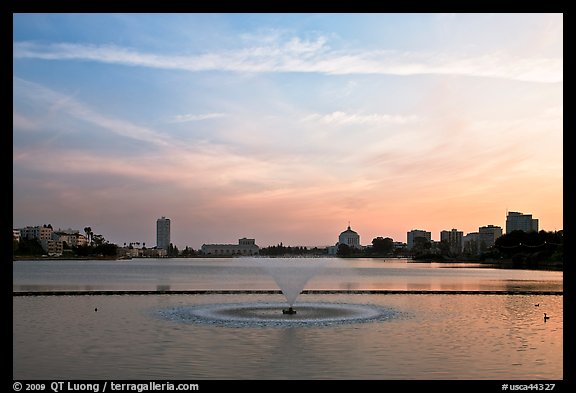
[13,13,563,249]
[15,210,553,250]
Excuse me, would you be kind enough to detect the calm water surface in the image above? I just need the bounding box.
[12,257,563,292]
[13,258,563,380]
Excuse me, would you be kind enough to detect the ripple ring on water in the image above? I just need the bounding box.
[155,301,402,327]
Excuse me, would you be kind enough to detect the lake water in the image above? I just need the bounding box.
[13,258,563,380]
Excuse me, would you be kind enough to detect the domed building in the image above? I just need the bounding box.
[329,225,361,254]
[339,225,361,248]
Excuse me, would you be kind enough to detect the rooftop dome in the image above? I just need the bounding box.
[340,225,358,235]
[339,225,361,248]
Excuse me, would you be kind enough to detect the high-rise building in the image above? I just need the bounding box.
[463,232,479,255]
[440,229,463,254]
[156,217,171,250]
[479,225,503,251]
[407,229,431,250]
[506,212,538,234]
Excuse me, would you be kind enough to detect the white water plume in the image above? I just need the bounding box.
[259,258,329,306]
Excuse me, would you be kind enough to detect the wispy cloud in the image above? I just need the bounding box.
[303,111,421,127]
[169,112,228,123]
[13,77,173,148]
[13,38,562,83]
[12,78,307,193]
[13,111,40,131]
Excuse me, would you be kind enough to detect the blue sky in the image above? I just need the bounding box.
[13,13,563,248]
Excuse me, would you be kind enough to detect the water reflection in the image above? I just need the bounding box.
[13,258,562,293]
[13,293,562,379]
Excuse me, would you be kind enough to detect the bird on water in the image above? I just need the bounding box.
[544,313,550,322]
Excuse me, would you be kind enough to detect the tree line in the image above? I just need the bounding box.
[259,243,328,256]
[490,230,563,266]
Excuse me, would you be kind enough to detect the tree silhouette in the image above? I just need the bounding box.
[337,243,352,257]
[372,237,393,255]
[84,227,92,246]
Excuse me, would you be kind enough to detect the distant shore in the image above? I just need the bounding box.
[13,289,563,296]
[407,256,562,271]
[13,255,119,261]
[12,254,563,270]
[482,258,562,271]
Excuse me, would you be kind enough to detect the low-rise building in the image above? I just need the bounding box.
[40,239,63,256]
[20,224,53,241]
[201,238,259,256]
[117,246,168,258]
[54,229,88,247]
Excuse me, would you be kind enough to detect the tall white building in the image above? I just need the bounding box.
[407,229,431,250]
[156,217,171,250]
[506,212,538,234]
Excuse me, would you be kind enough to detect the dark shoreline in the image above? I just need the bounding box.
[12,289,563,297]
[12,255,563,271]
[13,255,119,261]
[407,258,563,271]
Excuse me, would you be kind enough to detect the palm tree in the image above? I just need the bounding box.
[84,227,92,246]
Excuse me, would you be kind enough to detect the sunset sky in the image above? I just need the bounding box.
[13,13,563,249]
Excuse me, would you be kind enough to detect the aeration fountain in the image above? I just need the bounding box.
[259,258,328,314]
[156,257,400,327]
